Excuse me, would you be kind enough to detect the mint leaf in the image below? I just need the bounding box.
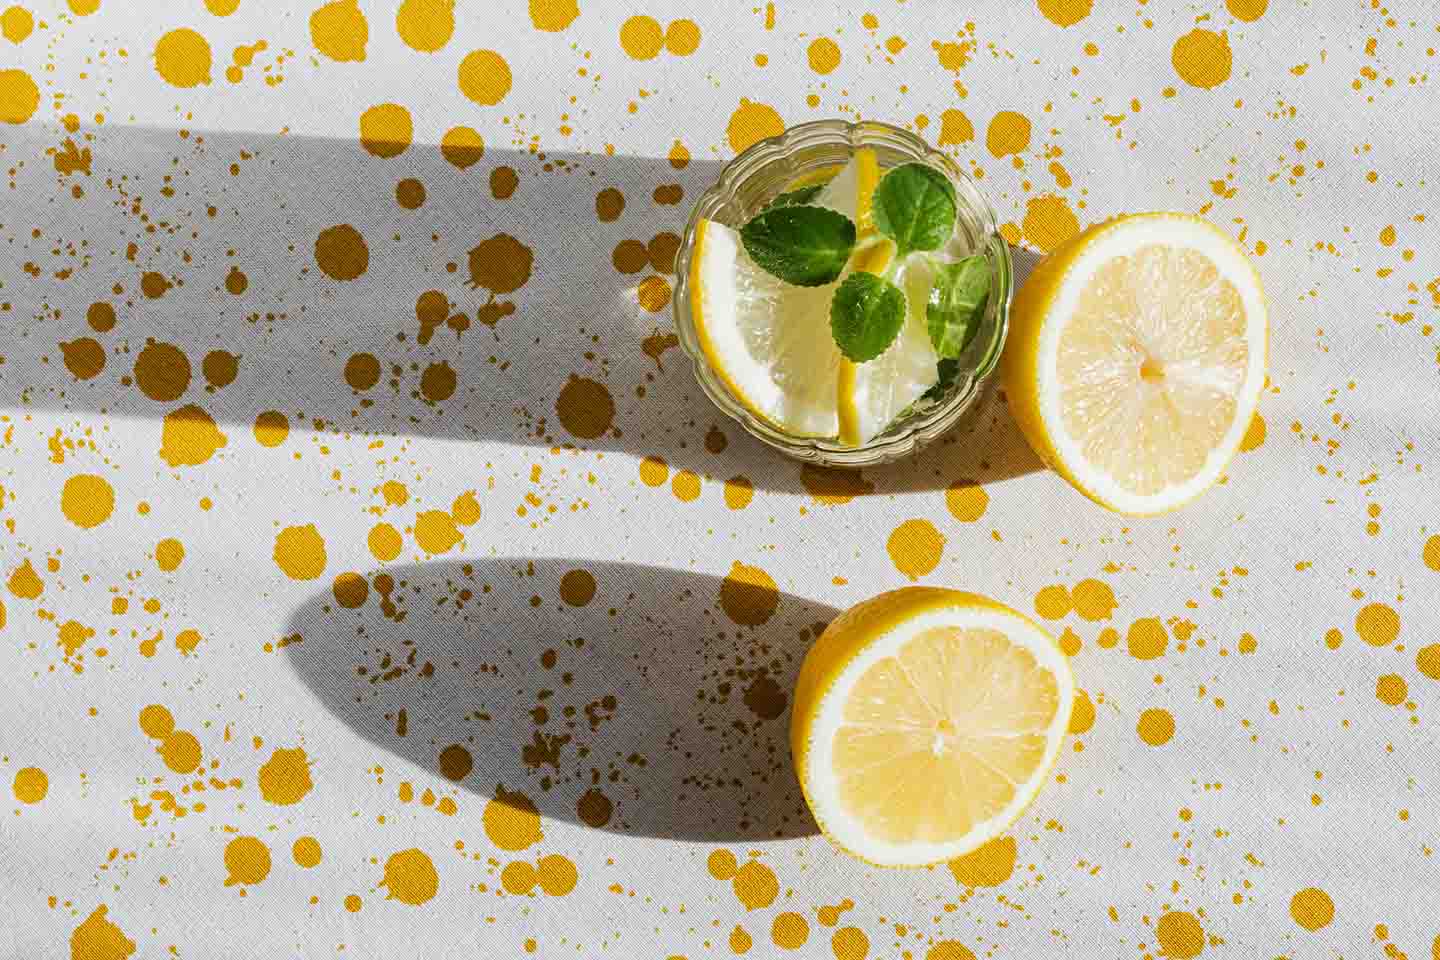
[872,163,957,259]
[921,358,961,403]
[926,254,990,358]
[740,205,856,287]
[830,272,906,362]
[764,183,824,209]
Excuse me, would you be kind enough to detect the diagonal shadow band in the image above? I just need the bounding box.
[283,557,840,842]
[9,122,1044,495]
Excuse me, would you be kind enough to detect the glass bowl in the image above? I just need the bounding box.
[671,119,1013,466]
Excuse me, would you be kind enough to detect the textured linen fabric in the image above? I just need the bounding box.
[2,1,1437,957]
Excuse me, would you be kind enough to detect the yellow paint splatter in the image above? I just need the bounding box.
[139,704,174,739]
[1072,579,1116,621]
[1356,602,1400,647]
[887,519,945,580]
[1417,644,1440,680]
[808,37,841,74]
[315,224,369,280]
[160,405,228,467]
[2,8,35,46]
[1226,0,1266,21]
[9,559,44,599]
[258,747,313,804]
[154,28,212,88]
[639,456,669,486]
[1376,673,1407,706]
[665,19,701,55]
[556,375,615,439]
[671,470,701,502]
[381,848,439,904]
[368,522,403,562]
[1137,707,1175,746]
[727,98,785,153]
[61,473,115,529]
[452,490,481,525]
[927,942,977,960]
[1036,0,1091,27]
[536,853,578,895]
[69,906,135,960]
[832,927,870,960]
[1022,195,1080,253]
[253,411,289,447]
[174,628,201,655]
[1172,29,1232,88]
[161,730,202,773]
[1155,911,1204,958]
[619,14,663,59]
[560,569,596,606]
[723,476,754,510]
[205,0,241,14]
[501,859,537,894]
[1069,689,1095,733]
[732,859,778,910]
[274,524,327,580]
[310,0,367,62]
[483,786,543,851]
[395,0,453,52]
[771,912,809,950]
[414,509,462,555]
[1290,887,1334,931]
[224,836,271,886]
[530,0,579,32]
[12,765,46,803]
[948,835,1016,887]
[1033,585,1072,619]
[0,68,39,123]
[937,109,974,146]
[458,48,512,104]
[292,836,322,868]
[61,338,105,380]
[359,103,412,158]
[67,0,99,11]
[440,125,484,169]
[1127,617,1168,659]
[729,925,753,954]
[985,111,1031,157]
[944,479,988,522]
[708,849,738,880]
[719,561,779,626]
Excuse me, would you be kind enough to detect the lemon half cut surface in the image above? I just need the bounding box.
[790,588,1073,867]
[1002,213,1268,515]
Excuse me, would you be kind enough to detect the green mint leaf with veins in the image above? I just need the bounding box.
[872,163,958,259]
[926,254,990,358]
[764,183,824,209]
[830,272,907,362]
[739,205,856,287]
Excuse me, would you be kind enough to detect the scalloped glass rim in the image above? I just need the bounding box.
[672,119,1013,466]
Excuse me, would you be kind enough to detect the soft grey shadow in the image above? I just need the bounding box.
[9,122,1043,496]
[283,557,836,841]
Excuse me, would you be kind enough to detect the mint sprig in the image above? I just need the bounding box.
[871,163,957,259]
[739,205,855,287]
[927,255,989,358]
[830,272,906,362]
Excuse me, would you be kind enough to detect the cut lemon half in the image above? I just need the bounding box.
[1002,213,1267,514]
[791,588,1073,867]
[689,218,841,437]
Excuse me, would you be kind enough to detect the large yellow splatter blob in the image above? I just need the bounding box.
[1289,887,1334,930]
[160,730,201,773]
[1226,0,1266,21]
[458,49,512,105]
[2,7,34,44]
[732,859,778,910]
[937,109,974,146]
[1127,618,1168,659]
[1172,29,1232,88]
[1022,195,1080,253]
[159,405,228,467]
[1072,579,1117,620]
[67,0,99,13]
[1036,0,1092,27]
[359,103,412,158]
[382,848,439,905]
[771,912,809,949]
[223,836,272,886]
[368,522,403,561]
[61,473,115,529]
[530,0,579,31]
[0,68,39,123]
[985,111,1031,157]
[727,98,784,153]
[274,524,327,580]
[1137,707,1175,745]
[948,835,1016,887]
[1033,584,1072,619]
[1155,911,1204,958]
[807,37,841,74]
[205,0,241,14]
[138,704,174,739]
[1356,602,1400,646]
[536,854,578,895]
[619,14,663,59]
[719,561,779,626]
[154,28,212,87]
[395,0,453,52]
[292,836,322,867]
[258,747,313,805]
[310,0,367,62]
[315,224,369,280]
[414,509,462,555]
[69,906,135,960]
[9,558,44,598]
[665,19,700,55]
[887,518,945,580]
[253,411,289,447]
[440,125,484,169]
[484,786,543,850]
[12,766,47,803]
